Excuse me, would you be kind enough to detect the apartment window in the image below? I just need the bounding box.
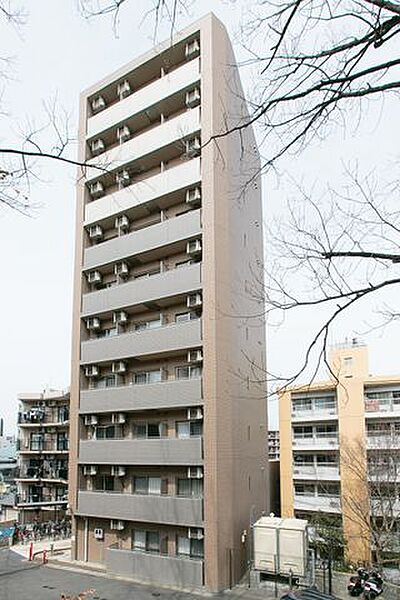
[94,475,114,492]
[316,424,337,438]
[292,398,312,413]
[175,365,202,380]
[95,425,121,439]
[176,421,203,438]
[294,483,314,496]
[135,318,162,331]
[176,535,204,558]
[132,530,160,554]
[293,426,312,439]
[175,312,199,323]
[93,375,117,389]
[314,397,336,411]
[177,478,203,497]
[133,370,162,385]
[30,434,44,451]
[97,327,118,338]
[317,483,340,497]
[133,476,163,495]
[57,406,69,422]
[133,422,168,438]
[57,432,69,451]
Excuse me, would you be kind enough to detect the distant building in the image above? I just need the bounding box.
[16,389,69,523]
[0,436,17,494]
[0,493,18,523]
[279,342,400,563]
[268,430,280,461]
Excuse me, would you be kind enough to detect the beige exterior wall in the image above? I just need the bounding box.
[69,13,268,591]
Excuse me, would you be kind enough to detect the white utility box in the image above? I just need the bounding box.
[253,516,308,577]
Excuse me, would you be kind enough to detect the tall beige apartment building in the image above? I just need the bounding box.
[69,14,268,591]
[16,389,69,523]
[280,342,400,562]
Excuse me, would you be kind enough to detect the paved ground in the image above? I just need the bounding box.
[0,547,283,600]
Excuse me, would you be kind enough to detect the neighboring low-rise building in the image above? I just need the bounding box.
[16,389,69,523]
[0,436,17,494]
[279,342,400,563]
[268,430,280,461]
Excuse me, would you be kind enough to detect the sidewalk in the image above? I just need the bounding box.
[11,537,72,561]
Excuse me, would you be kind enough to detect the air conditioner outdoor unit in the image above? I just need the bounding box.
[115,215,130,231]
[85,317,101,331]
[110,520,125,531]
[114,262,129,277]
[113,311,128,324]
[185,39,200,60]
[112,361,127,374]
[188,349,203,363]
[87,270,102,284]
[115,170,130,186]
[117,80,131,99]
[116,125,130,142]
[91,95,106,112]
[91,138,105,156]
[187,293,202,308]
[188,527,204,540]
[185,137,201,158]
[187,466,203,479]
[186,187,201,206]
[88,225,103,241]
[111,466,126,477]
[185,87,201,109]
[187,407,203,421]
[84,414,98,426]
[111,412,126,424]
[94,527,104,539]
[83,465,97,476]
[186,239,202,256]
[89,181,105,199]
[84,365,99,378]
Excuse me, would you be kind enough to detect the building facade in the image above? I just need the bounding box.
[69,13,269,591]
[16,389,69,523]
[268,430,280,461]
[280,342,400,562]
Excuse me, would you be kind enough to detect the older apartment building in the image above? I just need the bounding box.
[16,389,69,523]
[280,342,400,562]
[69,14,268,591]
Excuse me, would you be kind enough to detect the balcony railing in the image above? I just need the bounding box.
[17,467,68,480]
[294,494,341,513]
[293,465,340,480]
[17,494,68,506]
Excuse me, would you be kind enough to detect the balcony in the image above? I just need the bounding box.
[16,467,68,482]
[80,378,202,414]
[77,491,203,527]
[292,465,340,481]
[85,107,201,184]
[294,494,341,514]
[79,437,202,465]
[106,545,203,587]
[19,442,69,455]
[292,436,339,451]
[82,262,202,317]
[17,494,68,507]
[367,434,400,449]
[81,319,202,364]
[85,158,201,225]
[364,397,400,418]
[291,408,338,423]
[87,57,200,139]
[83,209,201,271]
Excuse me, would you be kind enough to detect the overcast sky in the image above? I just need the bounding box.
[0,1,399,434]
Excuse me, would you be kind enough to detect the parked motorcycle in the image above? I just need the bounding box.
[363,571,383,600]
[347,568,369,596]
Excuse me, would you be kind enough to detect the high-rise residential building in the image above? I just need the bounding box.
[69,13,268,591]
[280,342,400,563]
[16,389,70,523]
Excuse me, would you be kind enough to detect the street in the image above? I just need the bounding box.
[0,548,204,600]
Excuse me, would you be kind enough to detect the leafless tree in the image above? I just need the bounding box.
[338,434,400,566]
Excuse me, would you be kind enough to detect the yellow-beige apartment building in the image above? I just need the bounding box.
[69,13,269,591]
[280,342,400,562]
